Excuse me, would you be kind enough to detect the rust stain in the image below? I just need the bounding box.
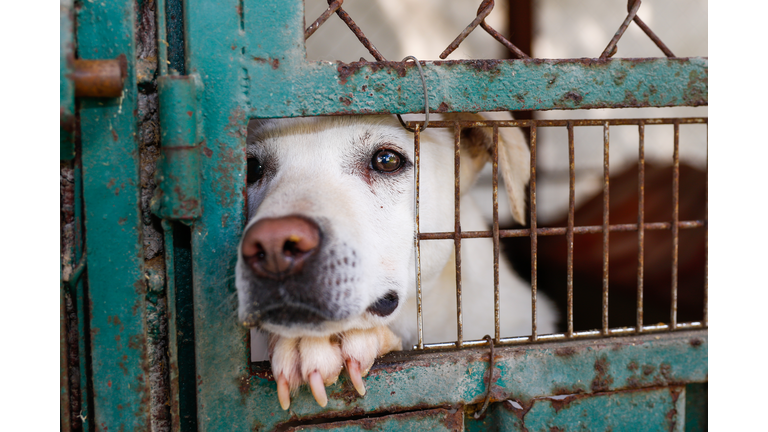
[235,374,251,396]
[252,57,279,70]
[555,347,577,357]
[591,355,614,392]
[548,395,580,414]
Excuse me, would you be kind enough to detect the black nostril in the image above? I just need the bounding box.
[255,244,266,260]
[367,291,399,317]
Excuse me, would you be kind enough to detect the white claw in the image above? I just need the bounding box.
[308,371,328,407]
[346,359,366,396]
[277,374,291,411]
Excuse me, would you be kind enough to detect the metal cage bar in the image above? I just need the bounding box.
[530,123,539,342]
[566,121,575,338]
[704,124,709,327]
[454,122,464,348]
[408,118,706,350]
[602,122,610,336]
[671,120,681,330]
[637,121,646,332]
[492,125,501,343]
[414,125,424,350]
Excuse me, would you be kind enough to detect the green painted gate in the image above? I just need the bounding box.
[60,0,707,430]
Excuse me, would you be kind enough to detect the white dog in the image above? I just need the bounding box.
[235,113,557,410]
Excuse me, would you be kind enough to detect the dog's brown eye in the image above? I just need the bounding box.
[247,158,264,183]
[372,149,404,173]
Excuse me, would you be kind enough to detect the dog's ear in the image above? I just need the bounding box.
[453,113,530,226]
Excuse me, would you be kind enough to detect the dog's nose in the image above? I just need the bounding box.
[241,216,320,279]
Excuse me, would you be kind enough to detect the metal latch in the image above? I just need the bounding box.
[152,75,204,221]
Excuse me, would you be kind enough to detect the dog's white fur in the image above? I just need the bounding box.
[236,112,557,394]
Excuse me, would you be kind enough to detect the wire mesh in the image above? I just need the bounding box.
[411,117,707,350]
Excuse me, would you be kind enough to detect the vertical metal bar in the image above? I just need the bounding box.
[637,122,645,333]
[74,158,93,432]
[161,220,180,431]
[704,123,708,327]
[454,122,463,347]
[78,0,151,428]
[414,125,424,350]
[602,122,610,335]
[671,120,680,330]
[566,122,575,338]
[492,125,501,343]
[156,0,169,76]
[530,123,538,342]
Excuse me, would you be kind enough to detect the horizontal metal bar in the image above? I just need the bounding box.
[418,322,706,350]
[419,220,705,240]
[247,58,707,118]
[410,117,708,128]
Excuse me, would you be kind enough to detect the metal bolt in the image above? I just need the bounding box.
[73,54,128,98]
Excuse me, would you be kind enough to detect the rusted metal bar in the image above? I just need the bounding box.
[414,125,424,350]
[421,322,707,349]
[454,122,463,348]
[407,117,708,129]
[600,0,642,59]
[637,121,646,333]
[492,125,501,343]
[331,0,386,61]
[632,14,675,57]
[671,121,680,330]
[704,125,708,327]
[418,220,706,240]
[73,55,128,97]
[305,0,343,40]
[479,21,530,59]
[530,124,538,342]
[440,0,494,59]
[602,122,610,335]
[566,122,575,338]
[473,335,496,419]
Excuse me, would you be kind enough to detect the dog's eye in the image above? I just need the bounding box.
[247,158,264,183]
[371,149,404,173]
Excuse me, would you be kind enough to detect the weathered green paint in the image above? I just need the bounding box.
[77,0,150,430]
[684,383,708,432]
[184,2,251,432]
[193,330,705,431]
[246,58,707,118]
[60,0,75,160]
[154,75,202,220]
[290,408,463,431]
[467,387,685,432]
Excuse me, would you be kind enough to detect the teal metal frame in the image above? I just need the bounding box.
[60,0,707,430]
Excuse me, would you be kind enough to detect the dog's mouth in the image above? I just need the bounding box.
[242,291,400,329]
[251,303,332,327]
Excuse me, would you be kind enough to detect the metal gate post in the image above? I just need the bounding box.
[77,0,151,429]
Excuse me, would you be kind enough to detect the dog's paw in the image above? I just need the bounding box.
[269,326,402,410]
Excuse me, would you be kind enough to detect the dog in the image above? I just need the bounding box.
[235,112,558,410]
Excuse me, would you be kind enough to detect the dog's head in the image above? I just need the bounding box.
[235,114,529,338]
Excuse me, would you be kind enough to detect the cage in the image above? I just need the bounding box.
[60,0,707,430]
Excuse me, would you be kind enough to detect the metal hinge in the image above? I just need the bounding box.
[152,74,204,221]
